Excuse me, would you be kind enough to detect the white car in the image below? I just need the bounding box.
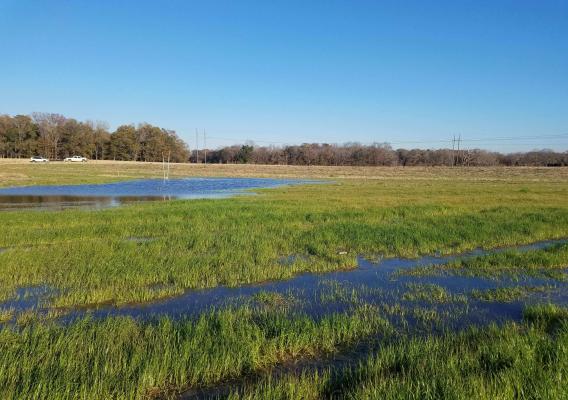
[30,156,49,163]
[64,156,87,162]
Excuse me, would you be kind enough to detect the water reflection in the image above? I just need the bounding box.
[0,178,312,211]
[0,195,167,211]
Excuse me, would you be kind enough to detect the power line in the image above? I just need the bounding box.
[463,133,568,142]
[202,132,568,147]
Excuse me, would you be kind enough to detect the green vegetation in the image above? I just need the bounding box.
[2,300,565,399]
[2,113,567,166]
[1,164,568,399]
[318,280,363,304]
[0,306,392,399]
[398,243,568,281]
[225,305,568,400]
[472,285,552,302]
[447,245,568,280]
[0,307,14,323]
[523,303,568,333]
[402,283,466,303]
[252,290,298,309]
[0,113,189,162]
[1,166,568,309]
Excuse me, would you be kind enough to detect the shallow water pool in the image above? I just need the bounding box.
[0,177,313,211]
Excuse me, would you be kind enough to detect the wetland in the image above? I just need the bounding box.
[0,161,567,399]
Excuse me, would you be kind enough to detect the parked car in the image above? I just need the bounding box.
[64,156,88,162]
[30,156,49,163]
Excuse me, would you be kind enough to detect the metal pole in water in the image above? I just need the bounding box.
[162,152,166,182]
[167,150,170,179]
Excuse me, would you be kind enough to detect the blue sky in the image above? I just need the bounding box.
[0,0,567,151]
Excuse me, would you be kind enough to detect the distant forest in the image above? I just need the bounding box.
[203,144,568,167]
[1,113,567,166]
[0,113,189,162]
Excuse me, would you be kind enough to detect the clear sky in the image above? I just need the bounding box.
[1,0,567,152]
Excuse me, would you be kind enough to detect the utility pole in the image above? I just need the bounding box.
[456,134,461,166]
[203,129,207,165]
[452,135,456,166]
[196,128,200,163]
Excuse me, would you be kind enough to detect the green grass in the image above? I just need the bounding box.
[252,290,298,308]
[1,164,568,399]
[448,245,568,280]
[398,243,568,281]
[0,306,392,399]
[3,303,565,399]
[226,305,568,400]
[523,303,568,333]
[402,283,466,303]
[1,175,568,309]
[0,307,15,323]
[471,285,552,302]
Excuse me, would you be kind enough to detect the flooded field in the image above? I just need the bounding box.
[2,239,566,329]
[1,166,568,399]
[0,177,312,210]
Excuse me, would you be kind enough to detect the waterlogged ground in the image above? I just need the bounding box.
[1,239,567,328]
[0,177,313,210]
[1,165,568,399]
[4,240,568,399]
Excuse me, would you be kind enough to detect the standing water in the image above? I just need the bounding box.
[0,178,315,211]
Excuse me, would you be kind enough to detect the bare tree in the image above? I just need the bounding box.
[32,112,66,159]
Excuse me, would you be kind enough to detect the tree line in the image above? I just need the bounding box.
[0,113,189,162]
[202,143,568,167]
[1,113,566,166]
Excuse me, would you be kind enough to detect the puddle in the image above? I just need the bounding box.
[2,239,567,329]
[0,178,318,211]
[0,286,57,321]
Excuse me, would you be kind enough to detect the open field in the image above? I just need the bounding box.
[1,162,568,399]
[2,158,568,186]
[1,163,567,307]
